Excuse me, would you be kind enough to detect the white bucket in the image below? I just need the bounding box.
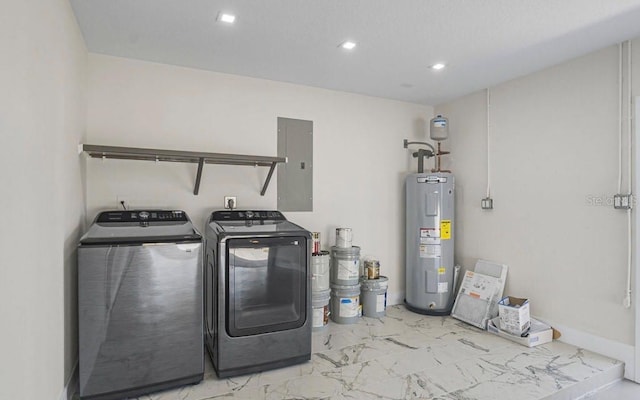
[335,228,353,248]
[361,276,389,318]
[312,289,331,330]
[311,251,330,292]
[330,283,361,324]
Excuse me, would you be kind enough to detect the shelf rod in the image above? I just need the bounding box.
[82,144,285,165]
[194,158,205,195]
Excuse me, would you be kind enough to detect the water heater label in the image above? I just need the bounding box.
[419,244,441,258]
[437,282,449,293]
[418,176,447,183]
[420,228,440,238]
[440,220,451,239]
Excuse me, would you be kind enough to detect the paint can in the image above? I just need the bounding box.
[330,246,361,285]
[311,251,330,292]
[363,259,380,279]
[312,232,321,254]
[335,228,353,248]
[312,289,331,330]
[360,276,388,318]
[330,283,361,324]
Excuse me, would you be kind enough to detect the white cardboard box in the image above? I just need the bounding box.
[487,317,553,347]
[498,296,530,335]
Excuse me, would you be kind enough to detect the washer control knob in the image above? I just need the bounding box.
[245,211,254,219]
[139,211,150,219]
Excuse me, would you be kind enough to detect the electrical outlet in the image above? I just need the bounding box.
[481,197,493,210]
[224,196,237,209]
[614,194,633,210]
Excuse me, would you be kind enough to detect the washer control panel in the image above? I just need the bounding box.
[97,210,188,223]
[210,210,285,221]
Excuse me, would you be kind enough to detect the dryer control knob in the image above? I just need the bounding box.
[139,211,150,219]
[245,211,254,218]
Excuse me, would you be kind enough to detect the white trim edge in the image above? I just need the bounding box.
[58,361,78,400]
[537,317,634,380]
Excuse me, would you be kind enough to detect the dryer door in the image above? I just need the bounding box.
[226,236,307,337]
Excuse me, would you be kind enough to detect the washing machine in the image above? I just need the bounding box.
[205,210,311,378]
[78,210,203,400]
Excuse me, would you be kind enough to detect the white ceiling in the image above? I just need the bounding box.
[70,0,640,106]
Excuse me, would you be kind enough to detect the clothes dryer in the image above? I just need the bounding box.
[205,210,311,378]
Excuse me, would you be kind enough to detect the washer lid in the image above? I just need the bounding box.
[80,210,201,245]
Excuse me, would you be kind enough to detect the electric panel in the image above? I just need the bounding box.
[277,117,313,211]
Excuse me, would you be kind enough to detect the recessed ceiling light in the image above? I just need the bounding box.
[217,12,236,24]
[430,63,446,70]
[340,41,357,50]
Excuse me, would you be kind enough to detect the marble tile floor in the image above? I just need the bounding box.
[133,305,623,400]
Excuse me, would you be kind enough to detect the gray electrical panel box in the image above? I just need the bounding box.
[277,117,313,211]
[405,172,455,315]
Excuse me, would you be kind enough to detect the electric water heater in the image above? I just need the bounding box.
[405,172,455,315]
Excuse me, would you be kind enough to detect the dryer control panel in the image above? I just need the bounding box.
[210,210,285,222]
[96,210,188,223]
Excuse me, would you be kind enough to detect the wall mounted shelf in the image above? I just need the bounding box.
[82,144,287,196]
